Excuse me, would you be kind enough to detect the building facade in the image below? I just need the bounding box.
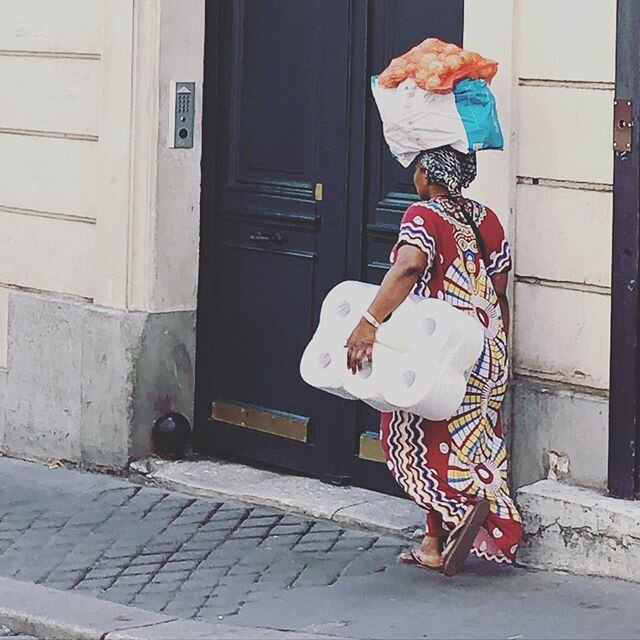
[0,0,625,570]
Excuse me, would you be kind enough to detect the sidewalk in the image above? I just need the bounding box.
[0,623,38,640]
[133,458,424,539]
[0,577,331,640]
[1,455,640,639]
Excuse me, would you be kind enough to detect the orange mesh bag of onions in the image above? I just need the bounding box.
[378,38,498,94]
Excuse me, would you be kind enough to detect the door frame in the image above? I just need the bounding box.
[608,0,640,499]
[193,0,223,455]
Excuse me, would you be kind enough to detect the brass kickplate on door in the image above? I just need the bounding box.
[359,432,386,463]
[211,400,309,442]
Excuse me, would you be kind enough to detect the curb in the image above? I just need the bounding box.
[133,459,423,541]
[0,577,340,640]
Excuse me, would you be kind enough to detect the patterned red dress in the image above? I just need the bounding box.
[380,195,523,564]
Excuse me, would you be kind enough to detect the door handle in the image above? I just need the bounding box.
[249,231,284,245]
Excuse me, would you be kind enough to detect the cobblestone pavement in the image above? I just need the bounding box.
[0,457,403,623]
[3,456,640,639]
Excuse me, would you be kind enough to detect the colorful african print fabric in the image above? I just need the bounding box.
[380,195,523,564]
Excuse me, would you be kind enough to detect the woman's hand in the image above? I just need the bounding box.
[344,246,426,374]
[346,319,376,374]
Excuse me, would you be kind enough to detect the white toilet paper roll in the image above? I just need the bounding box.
[409,299,484,373]
[376,295,422,352]
[449,306,486,373]
[384,353,468,421]
[343,344,398,413]
[299,334,354,400]
[319,281,422,352]
[319,281,376,339]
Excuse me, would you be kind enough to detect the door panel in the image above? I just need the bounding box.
[213,242,315,413]
[200,0,352,475]
[220,1,319,220]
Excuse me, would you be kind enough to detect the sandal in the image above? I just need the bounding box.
[442,499,490,577]
[398,547,443,571]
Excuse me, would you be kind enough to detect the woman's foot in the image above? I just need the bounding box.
[442,499,490,577]
[399,535,443,570]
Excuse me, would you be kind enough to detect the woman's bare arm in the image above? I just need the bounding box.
[491,272,510,338]
[346,244,427,372]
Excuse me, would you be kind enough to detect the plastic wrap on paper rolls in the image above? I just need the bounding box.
[300,281,486,421]
[342,344,397,414]
[383,353,469,421]
[319,281,374,338]
[299,334,355,401]
[409,298,485,373]
[318,280,421,351]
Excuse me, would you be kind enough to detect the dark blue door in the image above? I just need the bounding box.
[196,0,464,492]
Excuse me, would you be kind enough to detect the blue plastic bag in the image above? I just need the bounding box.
[453,78,504,152]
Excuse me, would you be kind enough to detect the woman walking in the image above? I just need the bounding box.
[346,146,522,576]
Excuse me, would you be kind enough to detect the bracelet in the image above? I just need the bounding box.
[363,311,382,329]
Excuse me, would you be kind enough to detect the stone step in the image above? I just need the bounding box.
[517,479,640,582]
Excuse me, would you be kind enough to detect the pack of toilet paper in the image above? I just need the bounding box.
[299,281,485,421]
